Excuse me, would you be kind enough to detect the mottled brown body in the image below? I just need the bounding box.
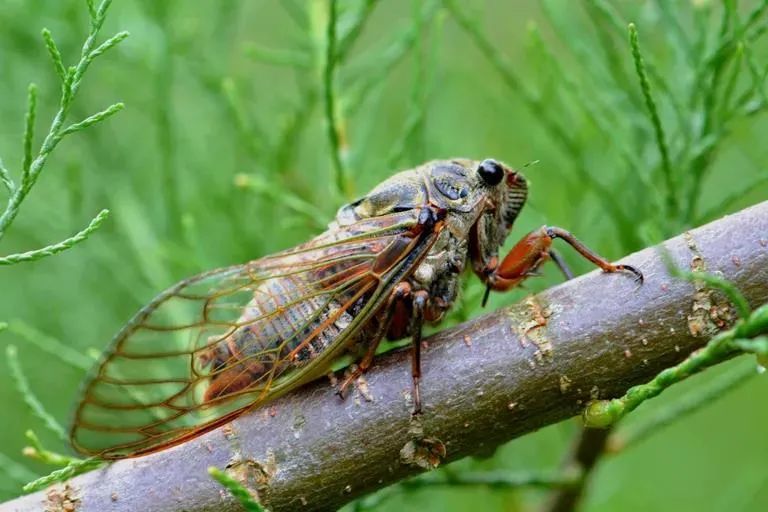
[71,158,640,458]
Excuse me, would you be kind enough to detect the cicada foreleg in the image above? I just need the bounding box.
[481,226,643,306]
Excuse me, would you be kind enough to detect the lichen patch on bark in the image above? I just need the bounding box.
[399,437,447,469]
[44,484,79,512]
[400,414,447,469]
[684,232,736,337]
[225,453,276,507]
[508,295,553,359]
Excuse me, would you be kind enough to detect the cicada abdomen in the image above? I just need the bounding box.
[198,269,361,402]
[192,227,402,404]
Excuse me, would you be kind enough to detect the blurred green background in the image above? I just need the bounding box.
[1,0,767,510]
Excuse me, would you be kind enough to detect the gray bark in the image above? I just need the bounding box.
[3,201,767,512]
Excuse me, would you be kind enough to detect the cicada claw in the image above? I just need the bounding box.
[614,263,644,285]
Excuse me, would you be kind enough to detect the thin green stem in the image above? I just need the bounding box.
[386,0,430,168]
[584,303,768,427]
[4,320,93,370]
[88,30,130,61]
[408,470,579,490]
[0,0,125,241]
[324,0,347,198]
[336,0,381,63]
[628,23,677,220]
[244,44,312,69]
[22,458,102,493]
[741,40,768,109]
[23,430,82,468]
[6,346,67,441]
[0,209,110,266]
[41,29,66,82]
[60,103,124,137]
[608,360,756,453]
[717,42,744,122]
[86,0,97,22]
[22,84,37,178]
[208,467,266,511]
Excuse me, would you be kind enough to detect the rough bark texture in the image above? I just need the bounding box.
[3,201,767,512]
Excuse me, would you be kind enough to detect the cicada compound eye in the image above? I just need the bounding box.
[477,159,505,186]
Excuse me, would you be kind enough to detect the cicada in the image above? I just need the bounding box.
[70,159,641,459]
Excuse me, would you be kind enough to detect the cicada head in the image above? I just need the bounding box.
[432,158,528,276]
[331,158,527,277]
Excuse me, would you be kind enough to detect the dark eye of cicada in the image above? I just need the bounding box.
[477,159,505,186]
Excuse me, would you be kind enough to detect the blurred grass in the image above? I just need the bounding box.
[0,0,767,509]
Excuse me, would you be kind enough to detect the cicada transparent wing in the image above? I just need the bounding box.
[71,209,441,459]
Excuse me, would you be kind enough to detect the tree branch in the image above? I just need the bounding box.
[3,201,767,512]
[544,427,611,512]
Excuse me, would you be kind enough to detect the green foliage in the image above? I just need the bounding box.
[608,360,757,452]
[0,209,109,266]
[0,1,767,510]
[22,457,101,493]
[208,467,266,512]
[0,0,126,260]
[6,346,66,441]
[584,303,768,428]
[628,23,677,219]
[0,0,123,498]
[324,0,349,198]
